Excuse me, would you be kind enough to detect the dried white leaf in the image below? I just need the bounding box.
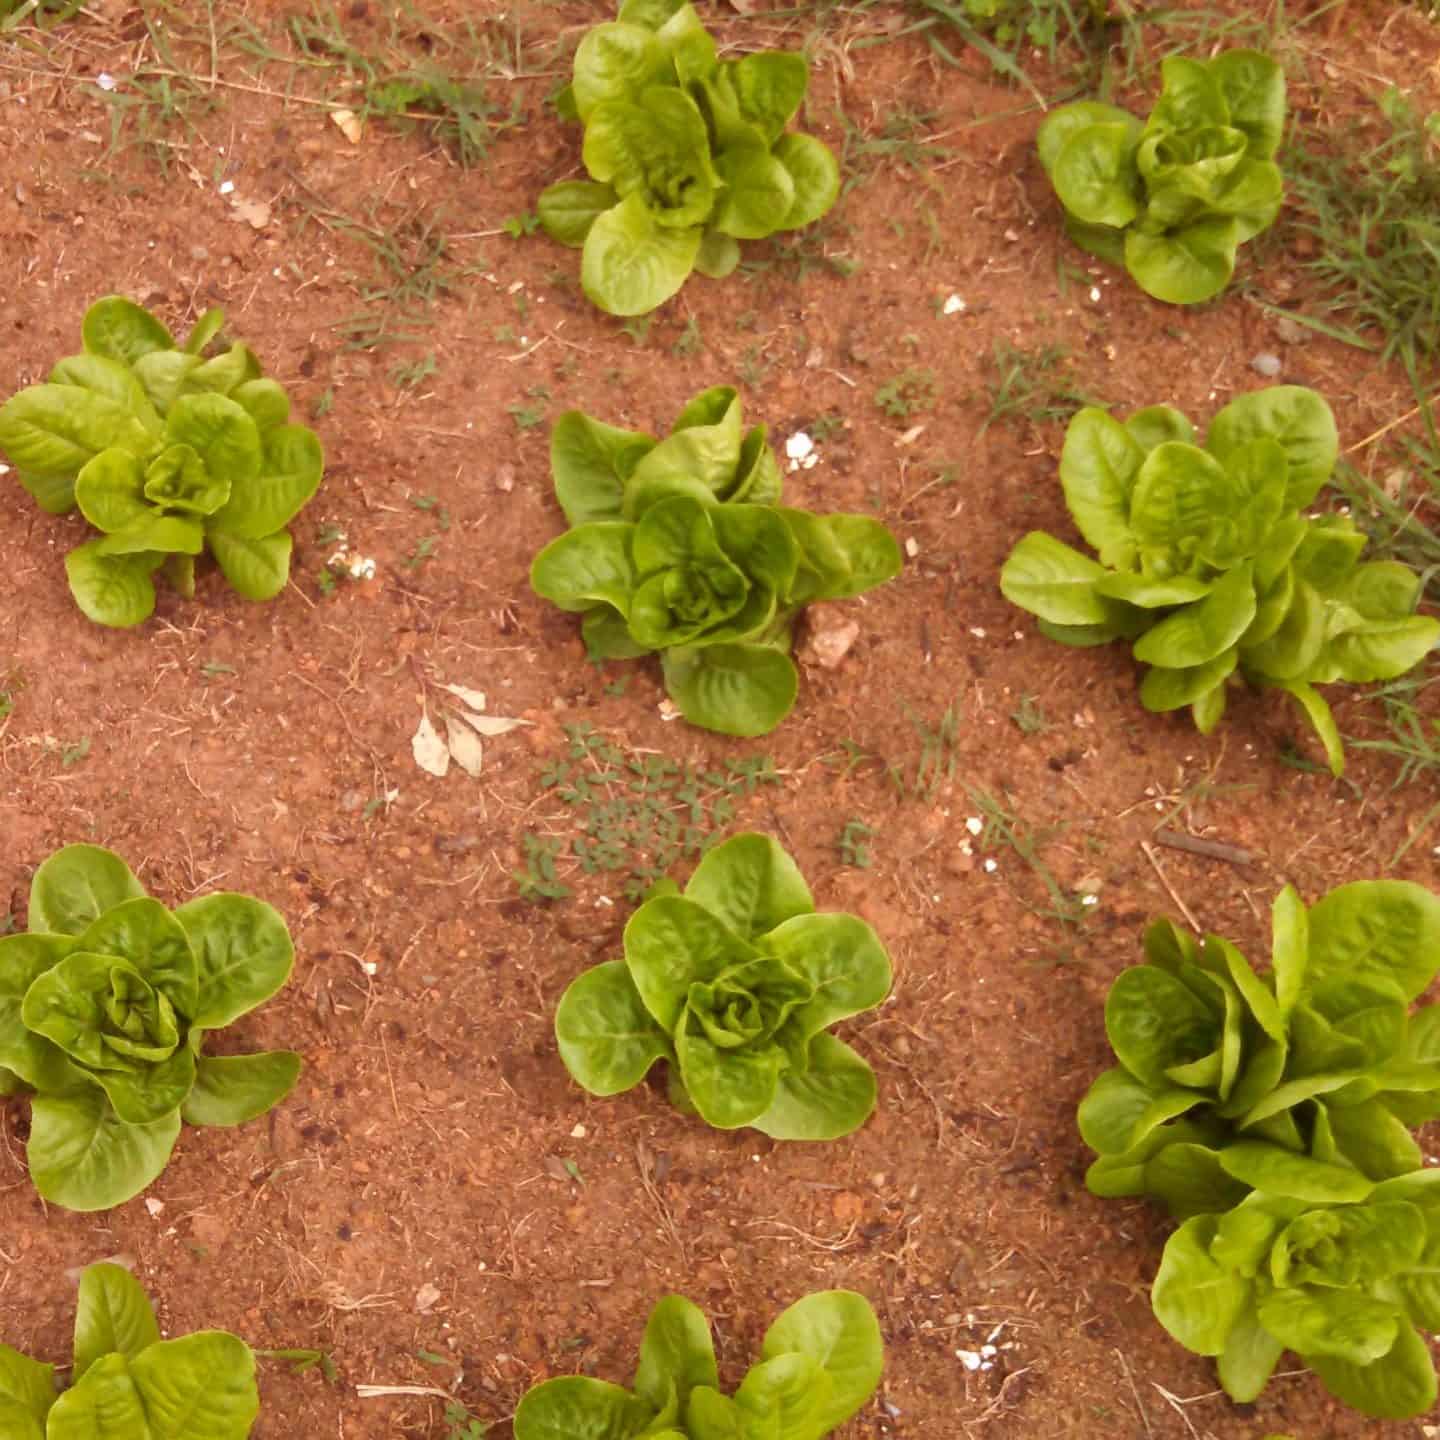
[330,108,363,144]
[454,710,530,737]
[414,1282,443,1314]
[412,707,450,777]
[229,196,272,230]
[441,682,487,711]
[443,713,485,777]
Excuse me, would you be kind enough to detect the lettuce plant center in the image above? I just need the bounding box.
[666,564,736,622]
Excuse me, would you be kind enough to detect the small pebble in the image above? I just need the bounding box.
[1251,352,1282,377]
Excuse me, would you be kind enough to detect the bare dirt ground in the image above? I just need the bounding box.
[0,2,1436,1437]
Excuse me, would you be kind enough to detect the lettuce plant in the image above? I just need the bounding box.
[0,296,324,627]
[1037,50,1285,303]
[0,1262,260,1437]
[514,1290,883,1440]
[532,386,900,736]
[1000,387,1439,774]
[537,0,840,315]
[555,833,891,1139]
[1079,880,1440,1219]
[0,844,301,1211]
[1152,1169,1440,1418]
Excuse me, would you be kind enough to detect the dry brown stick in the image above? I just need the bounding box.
[1140,842,1201,933]
[1152,829,1254,867]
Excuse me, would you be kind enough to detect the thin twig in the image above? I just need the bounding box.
[1345,390,1439,453]
[379,1026,402,1123]
[1152,829,1253,868]
[635,1141,687,1264]
[1114,1349,1154,1440]
[1140,842,1201,933]
[356,1383,454,1400]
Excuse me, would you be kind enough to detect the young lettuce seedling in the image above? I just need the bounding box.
[0,296,324,627]
[532,386,901,737]
[1153,1172,1440,1418]
[0,1262,261,1437]
[0,843,301,1211]
[555,833,892,1139]
[537,0,841,315]
[1038,50,1285,303]
[514,1290,883,1440]
[1078,879,1440,1217]
[1000,386,1439,773]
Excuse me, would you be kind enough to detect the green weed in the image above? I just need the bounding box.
[388,353,438,390]
[1009,694,1049,734]
[967,783,1093,944]
[362,68,524,169]
[507,399,547,430]
[442,1400,487,1439]
[836,819,876,869]
[530,725,782,902]
[254,1348,339,1383]
[981,340,1099,433]
[837,103,951,182]
[671,316,704,356]
[1283,85,1440,365]
[1349,674,1440,790]
[874,368,938,421]
[895,698,962,801]
[619,316,654,348]
[515,833,573,903]
[2,0,84,29]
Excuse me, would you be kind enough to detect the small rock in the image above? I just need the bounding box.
[190,244,209,262]
[190,1213,230,1249]
[495,463,515,493]
[415,1282,443,1314]
[798,604,860,670]
[1250,352,1282,378]
[1275,316,1312,346]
